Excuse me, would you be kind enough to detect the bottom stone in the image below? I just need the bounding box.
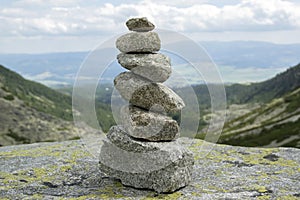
[98,126,194,193]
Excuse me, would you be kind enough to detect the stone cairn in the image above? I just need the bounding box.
[99,17,194,193]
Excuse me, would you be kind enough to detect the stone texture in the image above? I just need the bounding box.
[106,125,160,153]
[106,125,183,154]
[116,32,161,53]
[121,106,179,141]
[114,72,185,113]
[1,139,300,199]
[99,126,194,193]
[99,143,193,193]
[126,17,155,32]
[117,53,171,82]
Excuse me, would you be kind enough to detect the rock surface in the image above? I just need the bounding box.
[99,128,194,193]
[0,139,299,199]
[114,72,185,113]
[106,125,160,152]
[117,53,171,82]
[126,17,155,32]
[116,32,161,53]
[121,106,179,141]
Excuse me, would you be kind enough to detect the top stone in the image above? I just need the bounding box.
[126,17,155,32]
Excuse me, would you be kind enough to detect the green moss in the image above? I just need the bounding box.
[191,183,213,194]
[0,171,18,185]
[97,184,126,199]
[188,140,204,160]
[30,194,44,200]
[206,185,228,193]
[191,191,202,197]
[114,181,123,188]
[0,142,94,193]
[277,195,299,200]
[238,148,279,165]
[143,192,183,200]
[257,195,271,200]
[60,165,72,172]
[0,143,64,158]
[0,142,90,161]
[255,185,268,193]
[67,195,98,200]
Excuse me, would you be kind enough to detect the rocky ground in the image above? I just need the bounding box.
[0,138,299,199]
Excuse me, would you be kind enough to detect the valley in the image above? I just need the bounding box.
[0,63,299,148]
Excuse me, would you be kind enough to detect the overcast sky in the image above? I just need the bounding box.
[1,0,300,53]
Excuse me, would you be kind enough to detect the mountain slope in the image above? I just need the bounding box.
[180,63,300,148]
[0,65,72,120]
[225,63,300,103]
[0,65,83,146]
[218,87,300,147]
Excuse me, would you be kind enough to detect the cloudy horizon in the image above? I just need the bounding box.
[1,0,300,53]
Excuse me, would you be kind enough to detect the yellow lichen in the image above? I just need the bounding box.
[97,184,126,199]
[143,192,183,200]
[257,195,271,200]
[256,185,268,193]
[67,194,98,200]
[277,195,299,200]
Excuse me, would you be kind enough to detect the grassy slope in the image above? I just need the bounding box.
[0,65,72,121]
[218,88,300,147]
[0,65,85,146]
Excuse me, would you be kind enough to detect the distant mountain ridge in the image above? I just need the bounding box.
[201,41,300,68]
[225,63,300,103]
[1,41,299,86]
[189,63,300,108]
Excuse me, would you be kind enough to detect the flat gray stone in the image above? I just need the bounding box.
[126,17,155,32]
[121,106,179,141]
[1,139,300,198]
[114,72,185,113]
[116,32,161,53]
[99,126,194,193]
[117,53,171,82]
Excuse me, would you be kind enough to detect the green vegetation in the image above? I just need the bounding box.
[96,101,116,132]
[217,86,300,148]
[3,94,14,101]
[1,62,299,147]
[6,129,30,143]
[285,88,300,113]
[0,65,72,121]
[220,119,300,147]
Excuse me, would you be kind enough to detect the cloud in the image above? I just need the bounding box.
[1,0,300,37]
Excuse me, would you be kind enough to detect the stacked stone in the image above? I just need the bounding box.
[99,17,194,193]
